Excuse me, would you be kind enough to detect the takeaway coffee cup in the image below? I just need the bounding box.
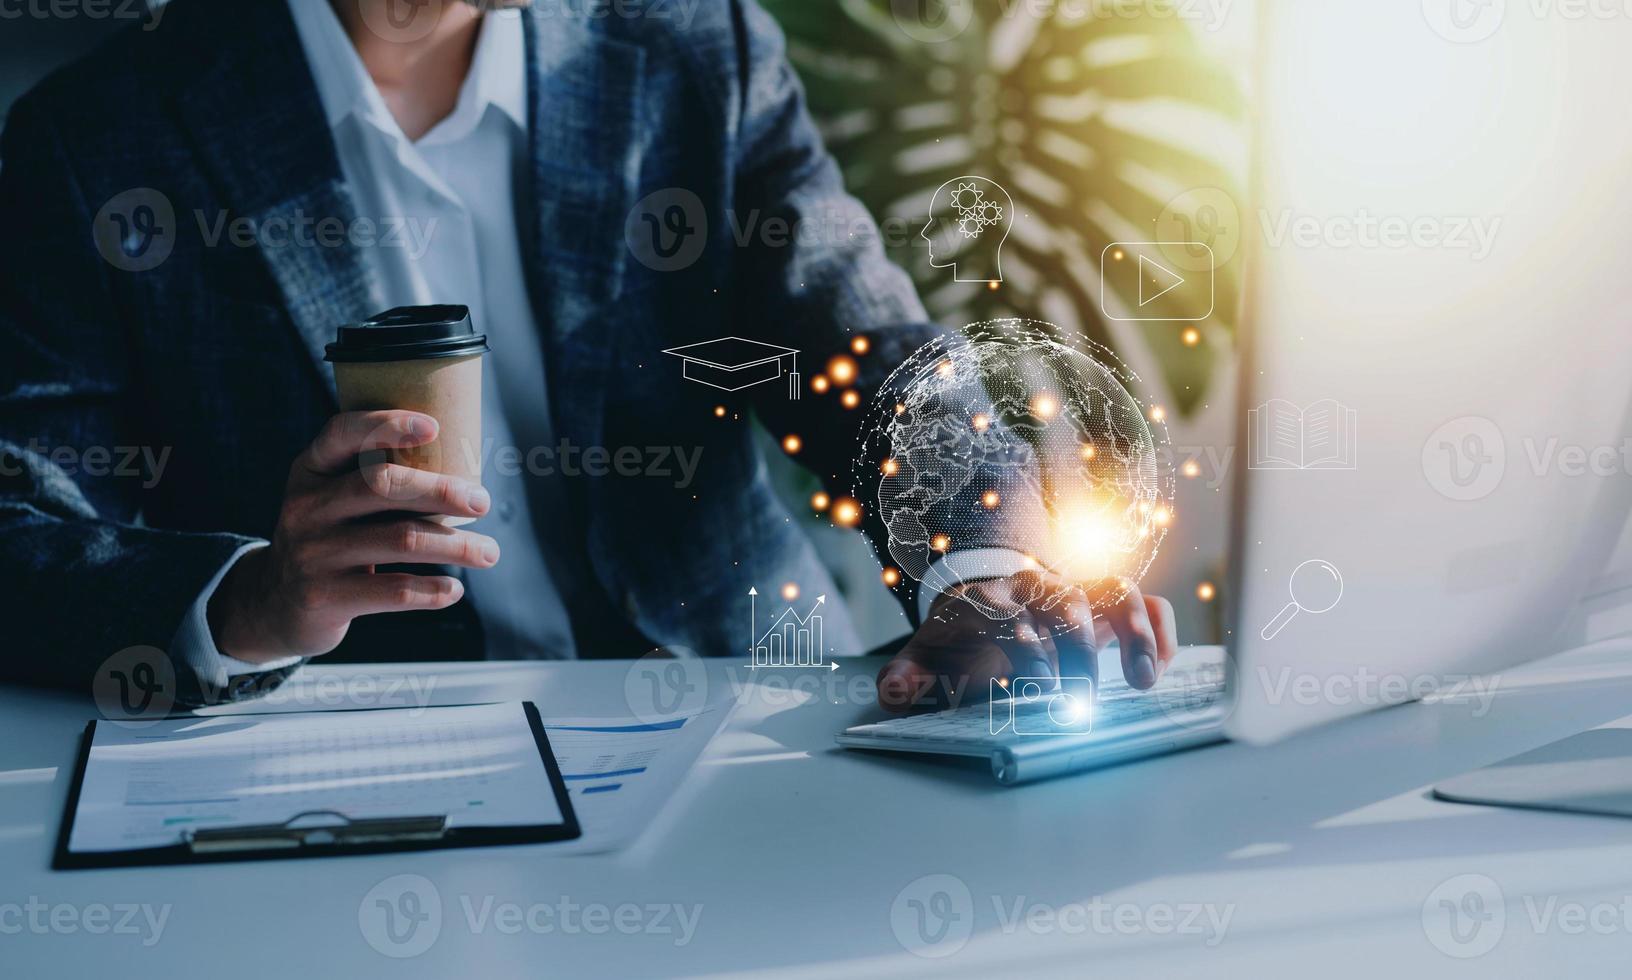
[325,305,489,526]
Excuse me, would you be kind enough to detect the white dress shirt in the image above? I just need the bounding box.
[174,0,582,689]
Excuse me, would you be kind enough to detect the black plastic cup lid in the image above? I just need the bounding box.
[325,305,490,363]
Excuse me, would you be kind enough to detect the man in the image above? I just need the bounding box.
[0,0,1176,709]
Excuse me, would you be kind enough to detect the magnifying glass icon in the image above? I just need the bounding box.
[1260,559,1344,640]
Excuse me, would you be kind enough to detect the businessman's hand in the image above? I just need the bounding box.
[208,410,499,664]
[876,570,1177,713]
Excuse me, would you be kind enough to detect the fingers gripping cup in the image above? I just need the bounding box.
[325,306,489,526]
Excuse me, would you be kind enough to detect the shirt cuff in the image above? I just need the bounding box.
[172,541,303,693]
[918,547,1038,621]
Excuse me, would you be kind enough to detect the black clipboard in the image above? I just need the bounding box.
[53,701,579,870]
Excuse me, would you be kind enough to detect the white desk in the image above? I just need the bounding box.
[5,642,1632,977]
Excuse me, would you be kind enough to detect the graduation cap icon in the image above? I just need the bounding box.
[663,336,802,400]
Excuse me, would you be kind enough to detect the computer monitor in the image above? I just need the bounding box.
[1226,0,1632,744]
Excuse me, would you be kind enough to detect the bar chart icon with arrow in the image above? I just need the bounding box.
[748,588,835,669]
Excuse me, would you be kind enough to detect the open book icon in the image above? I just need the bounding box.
[1248,399,1358,470]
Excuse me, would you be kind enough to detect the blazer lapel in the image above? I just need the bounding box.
[520,10,646,452]
[173,0,646,416]
[175,0,376,401]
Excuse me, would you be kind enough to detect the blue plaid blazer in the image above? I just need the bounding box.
[0,0,938,705]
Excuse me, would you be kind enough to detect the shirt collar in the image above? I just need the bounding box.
[286,0,526,140]
[425,9,527,144]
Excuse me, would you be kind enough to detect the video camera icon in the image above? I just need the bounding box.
[989,676,1094,736]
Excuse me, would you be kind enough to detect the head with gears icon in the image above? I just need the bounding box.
[921,175,1015,284]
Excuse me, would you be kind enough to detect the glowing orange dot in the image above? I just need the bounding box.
[1197,581,1217,602]
[841,390,861,409]
[935,359,954,377]
[828,356,858,386]
[851,336,871,355]
[714,405,726,418]
[981,491,1000,509]
[931,534,952,553]
[881,458,900,477]
[894,403,907,415]
[1153,506,1172,527]
[1113,249,1125,261]
[1150,406,1167,423]
[1080,444,1097,461]
[811,375,831,394]
[987,280,1000,291]
[881,567,902,587]
[972,414,991,432]
[810,492,831,512]
[831,498,862,527]
[782,434,802,454]
[1182,460,1201,478]
[781,582,800,602]
[1031,394,1058,419]
[1182,327,1201,347]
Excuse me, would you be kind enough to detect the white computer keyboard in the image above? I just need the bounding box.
[842,661,1227,749]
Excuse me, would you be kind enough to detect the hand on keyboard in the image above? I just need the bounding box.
[876,570,1178,714]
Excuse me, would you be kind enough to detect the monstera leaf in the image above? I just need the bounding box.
[762,0,1246,415]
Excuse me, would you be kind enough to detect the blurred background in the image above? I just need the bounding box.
[0,0,1254,650]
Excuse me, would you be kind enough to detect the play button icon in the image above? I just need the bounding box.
[1101,242,1215,322]
[1139,255,1185,307]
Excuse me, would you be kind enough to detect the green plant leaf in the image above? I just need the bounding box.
[762,0,1247,416]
